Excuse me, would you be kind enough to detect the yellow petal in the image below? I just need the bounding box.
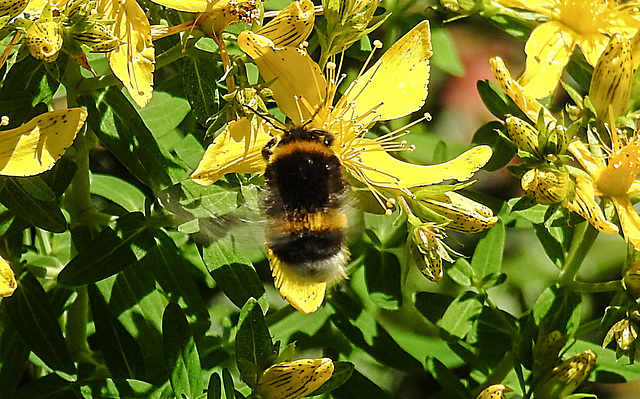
[147,0,218,12]
[417,191,498,233]
[563,175,618,234]
[518,21,575,98]
[256,0,314,47]
[576,33,611,67]
[238,30,327,124]
[98,0,155,108]
[337,20,432,126]
[567,140,602,179]
[489,56,556,125]
[268,248,326,315]
[611,195,640,251]
[596,139,640,197]
[190,118,269,185]
[588,34,633,121]
[350,143,492,190]
[258,358,334,399]
[0,254,16,297]
[0,108,87,176]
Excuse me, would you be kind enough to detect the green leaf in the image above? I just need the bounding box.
[82,378,166,399]
[414,292,455,324]
[431,25,464,77]
[0,310,29,392]
[0,178,67,233]
[163,302,204,398]
[477,79,529,122]
[470,220,505,287]
[16,176,55,201]
[95,258,168,384]
[58,213,152,286]
[364,248,402,310]
[425,357,470,398]
[532,285,582,337]
[90,174,146,212]
[234,298,277,388]
[438,291,484,340]
[11,374,81,399]
[0,56,59,126]
[308,361,354,396]
[160,180,240,220]
[86,87,175,191]
[202,236,266,309]
[330,368,392,399]
[174,134,206,170]
[88,284,145,379]
[182,57,222,127]
[532,223,565,268]
[138,87,191,136]
[2,272,76,379]
[471,121,515,172]
[330,301,423,372]
[568,339,640,383]
[151,230,210,335]
[207,372,222,399]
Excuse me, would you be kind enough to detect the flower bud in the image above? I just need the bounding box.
[408,223,447,282]
[0,0,29,22]
[534,350,596,399]
[64,0,96,25]
[257,358,334,399]
[475,384,513,399]
[414,191,497,233]
[588,34,632,122]
[624,259,640,298]
[506,116,541,157]
[521,168,571,204]
[25,20,63,62]
[604,319,638,351]
[71,22,119,52]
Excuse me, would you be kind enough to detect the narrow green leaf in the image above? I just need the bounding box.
[87,87,174,191]
[82,378,165,399]
[0,310,29,392]
[151,230,210,335]
[222,368,236,399]
[414,292,455,324]
[182,57,222,127]
[3,273,76,378]
[235,299,277,388]
[88,284,145,379]
[163,302,204,399]
[330,309,422,372]
[11,374,81,399]
[202,237,265,309]
[470,220,505,284]
[330,368,392,399]
[207,372,222,399]
[471,121,515,172]
[431,25,464,77]
[95,258,168,384]
[90,174,146,212]
[364,248,402,310]
[532,285,582,337]
[425,357,471,398]
[0,178,67,233]
[438,291,484,340]
[533,223,565,267]
[16,176,55,201]
[308,361,354,396]
[58,213,151,286]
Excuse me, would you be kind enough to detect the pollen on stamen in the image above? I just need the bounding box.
[373,40,383,49]
[0,115,8,126]
[407,144,416,153]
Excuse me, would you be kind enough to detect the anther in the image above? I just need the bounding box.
[373,40,383,49]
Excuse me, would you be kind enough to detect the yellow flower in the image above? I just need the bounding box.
[97,0,155,107]
[192,20,492,313]
[567,127,640,249]
[496,0,640,98]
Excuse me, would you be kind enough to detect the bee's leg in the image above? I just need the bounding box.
[262,137,278,160]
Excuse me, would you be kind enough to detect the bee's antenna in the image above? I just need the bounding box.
[243,104,287,132]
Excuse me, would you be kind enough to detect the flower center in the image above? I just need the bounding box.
[554,0,612,35]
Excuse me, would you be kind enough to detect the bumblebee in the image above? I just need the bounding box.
[261,126,350,312]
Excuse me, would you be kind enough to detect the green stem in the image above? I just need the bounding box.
[557,222,599,287]
[65,286,90,360]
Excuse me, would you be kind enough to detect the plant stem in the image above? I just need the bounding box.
[558,222,600,289]
[65,286,90,361]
